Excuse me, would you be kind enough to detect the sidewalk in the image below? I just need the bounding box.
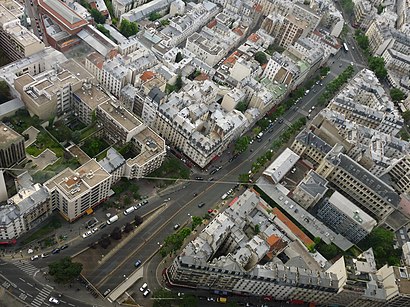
[32,269,112,307]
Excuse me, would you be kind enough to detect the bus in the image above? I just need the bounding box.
[343,43,349,52]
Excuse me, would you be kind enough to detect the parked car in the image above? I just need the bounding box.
[41,253,49,258]
[198,202,205,208]
[51,248,60,254]
[82,231,92,239]
[143,289,151,297]
[60,244,69,250]
[30,255,39,261]
[140,283,148,292]
[174,224,180,230]
[134,260,142,268]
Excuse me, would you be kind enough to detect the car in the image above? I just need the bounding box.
[41,253,49,258]
[198,202,205,208]
[164,197,171,202]
[51,248,60,254]
[339,63,342,67]
[99,223,107,229]
[210,169,217,175]
[82,231,92,239]
[140,283,148,292]
[174,224,180,230]
[48,297,59,304]
[143,289,151,297]
[209,177,214,181]
[193,193,198,197]
[207,297,215,302]
[141,200,148,205]
[208,209,214,214]
[103,289,111,296]
[91,227,98,234]
[350,61,354,66]
[135,259,142,268]
[30,255,39,261]
[60,244,68,250]
[278,118,284,124]
[195,176,204,180]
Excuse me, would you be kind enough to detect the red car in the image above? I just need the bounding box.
[208,209,214,214]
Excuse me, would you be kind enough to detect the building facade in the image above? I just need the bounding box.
[0,123,25,168]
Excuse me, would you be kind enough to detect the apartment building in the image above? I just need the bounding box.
[0,0,44,62]
[261,5,320,48]
[120,0,174,22]
[353,0,377,30]
[96,100,166,178]
[45,159,112,222]
[98,148,126,183]
[317,191,376,244]
[72,83,111,126]
[316,145,400,226]
[167,189,347,303]
[152,81,248,168]
[292,170,328,209]
[185,32,225,67]
[365,20,393,56]
[111,0,151,17]
[262,52,300,87]
[158,1,219,48]
[0,183,51,241]
[388,155,410,194]
[0,123,25,168]
[14,59,93,120]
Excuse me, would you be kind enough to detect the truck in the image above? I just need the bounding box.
[107,215,119,225]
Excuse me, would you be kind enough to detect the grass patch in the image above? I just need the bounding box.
[80,124,97,140]
[81,137,110,157]
[21,217,61,245]
[4,109,43,134]
[32,157,81,183]
[149,156,190,187]
[26,130,64,157]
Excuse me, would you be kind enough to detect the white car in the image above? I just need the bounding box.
[30,255,39,261]
[82,231,92,238]
[49,297,60,304]
[143,289,151,297]
[91,227,98,234]
[140,282,148,292]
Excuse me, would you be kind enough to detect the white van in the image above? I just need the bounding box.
[123,206,135,215]
[107,215,119,225]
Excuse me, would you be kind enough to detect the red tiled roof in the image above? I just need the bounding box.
[140,71,155,82]
[233,27,244,37]
[248,33,260,43]
[253,4,263,12]
[207,19,217,29]
[272,207,314,246]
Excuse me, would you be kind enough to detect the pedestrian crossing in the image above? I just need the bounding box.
[31,286,52,307]
[11,259,39,276]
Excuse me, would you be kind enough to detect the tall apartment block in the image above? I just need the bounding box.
[44,159,112,222]
[0,0,44,62]
[0,122,25,168]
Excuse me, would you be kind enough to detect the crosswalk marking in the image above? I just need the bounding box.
[11,259,38,276]
[31,286,51,307]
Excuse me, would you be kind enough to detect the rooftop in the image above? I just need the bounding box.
[98,101,143,132]
[0,122,24,149]
[263,148,300,183]
[45,159,111,200]
[73,84,110,110]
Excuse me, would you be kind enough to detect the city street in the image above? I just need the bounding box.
[0,14,369,305]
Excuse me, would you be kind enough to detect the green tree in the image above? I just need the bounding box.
[134,215,143,226]
[254,51,268,65]
[104,0,115,18]
[72,131,81,144]
[0,80,11,103]
[90,8,106,24]
[175,74,183,92]
[191,216,202,230]
[340,0,354,14]
[111,226,122,240]
[316,242,340,260]
[161,19,170,26]
[149,11,162,21]
[234,136,249,153]
[390,88,406,103]
[258,118,270,130]
[48,257,83,284]
[252,126,261,136]
[368,56,387,79]
[175,52,183,63]
[99,233,111,249]
[358,227,401,267]
[124,222,133,233]
[79,0,91,10]
[119,19,138,38]
[355,30,370,52]
[402,111,410,122]
[254,224,260,234]
[235,100,248,112]
[238,173,250,184]
[96,24,111,38]
[377,4,383,14]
